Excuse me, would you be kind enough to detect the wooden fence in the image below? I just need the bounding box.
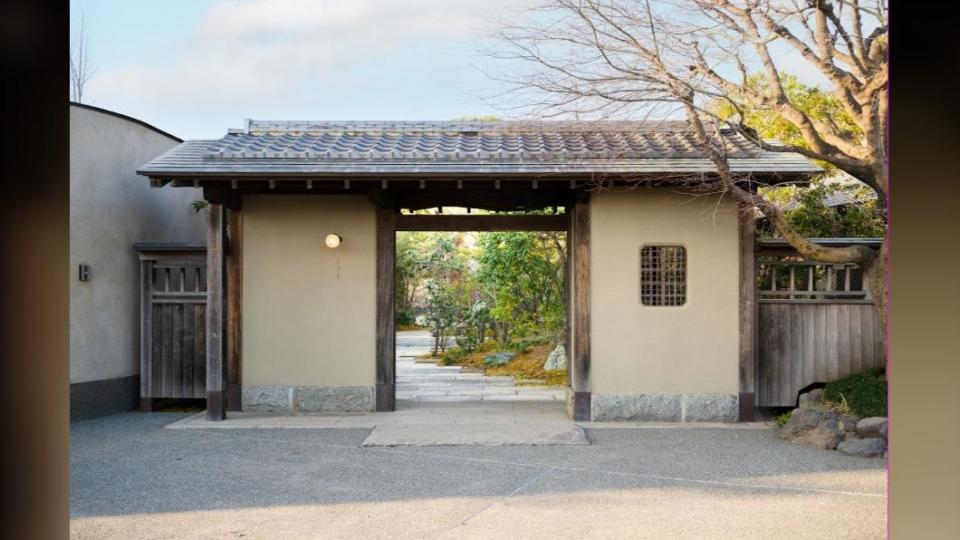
[136,244,207,406]
[756,254,884,407]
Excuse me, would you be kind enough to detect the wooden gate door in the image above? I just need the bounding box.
[136,244,208,408]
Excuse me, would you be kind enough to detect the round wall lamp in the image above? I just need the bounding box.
[324,234,342,248]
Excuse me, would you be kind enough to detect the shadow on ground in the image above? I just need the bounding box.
[70,412,886,538]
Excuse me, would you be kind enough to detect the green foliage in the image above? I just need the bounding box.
[712,74,861,174]
[712,73,885,240]
[396,225,567,357]
[421,234,474,354]
[191,200,208,212]
[395,232,433,325]
[454,300,491,353]
[395,310,416,326]
[759,181,885,238]
[475,231,566,347]
[823,368,887,418]
[440,346,469,366]
[775,411,792,428]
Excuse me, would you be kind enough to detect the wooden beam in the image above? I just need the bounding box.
[375,206,396,411]
[738,202,757,421]
[225,209,243,411]
[203,186,241,211]
[571,196,591,421]
[396,214,567,232]
[206,204,227,420]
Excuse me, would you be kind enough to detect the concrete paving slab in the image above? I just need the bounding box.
[72,412,885,539]
[361,423,590,447]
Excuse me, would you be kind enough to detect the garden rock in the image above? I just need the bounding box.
[838,414,862,433]
[780,408,828,438]
[780,407,844,450]
[856,417,888,439]
[483,351,516,367]
[837,437,886,458]
[795,425,844,450]
[544,344,567,371]
[798,388,824,409]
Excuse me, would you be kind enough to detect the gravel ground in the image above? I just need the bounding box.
[71,412,886,539]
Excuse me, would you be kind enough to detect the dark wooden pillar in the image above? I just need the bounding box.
[206,203,228,420]
[139,258,154,412]
[571,195,591,421]
[375,205,396,411]
[225,209,243,411]
[738,203,757,421]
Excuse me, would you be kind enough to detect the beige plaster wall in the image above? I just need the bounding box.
[590,189,740,395]
[70,105,204,384]
[242,195,376,387]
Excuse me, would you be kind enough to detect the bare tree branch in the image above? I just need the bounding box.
[70,9,96,103]
[487,0,889,333]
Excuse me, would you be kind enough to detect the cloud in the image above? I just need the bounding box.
[85,0,523,132]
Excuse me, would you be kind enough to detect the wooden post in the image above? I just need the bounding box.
[206,204,227,420]
[571,195,591,421]
[139,258,154,411]
[738,203,757,421]
[226,209,243,411]
[375,204,396,411]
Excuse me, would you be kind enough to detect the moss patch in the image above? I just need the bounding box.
[441,342,567,386]
[823,368,887,418]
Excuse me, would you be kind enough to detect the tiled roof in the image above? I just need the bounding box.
[138,120,821,178]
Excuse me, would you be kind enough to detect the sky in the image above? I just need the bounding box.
[70,0,527,139]
[70,0,826,141]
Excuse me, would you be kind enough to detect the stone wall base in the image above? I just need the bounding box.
[242,385,374,414]
[591,393,739,422]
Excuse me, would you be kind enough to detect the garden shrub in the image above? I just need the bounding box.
[395,309,415,326]
[823,368,887,417]
[440,346,468,366]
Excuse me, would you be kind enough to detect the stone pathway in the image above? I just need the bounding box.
[395,330,566,402]
[167,331,576,445]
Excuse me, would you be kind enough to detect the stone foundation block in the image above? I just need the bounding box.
[591,393,739,422]
[591,393,681,421]
[242,385,375,414]
[682,393,739,422]
[242,385,293,413]
[294,386,374,413]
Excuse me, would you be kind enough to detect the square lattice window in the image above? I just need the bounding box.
[640,245,687,306]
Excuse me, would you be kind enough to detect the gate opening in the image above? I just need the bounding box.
[392,207,570,408]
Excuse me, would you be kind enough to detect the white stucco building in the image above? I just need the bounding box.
[70,103,204,420]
